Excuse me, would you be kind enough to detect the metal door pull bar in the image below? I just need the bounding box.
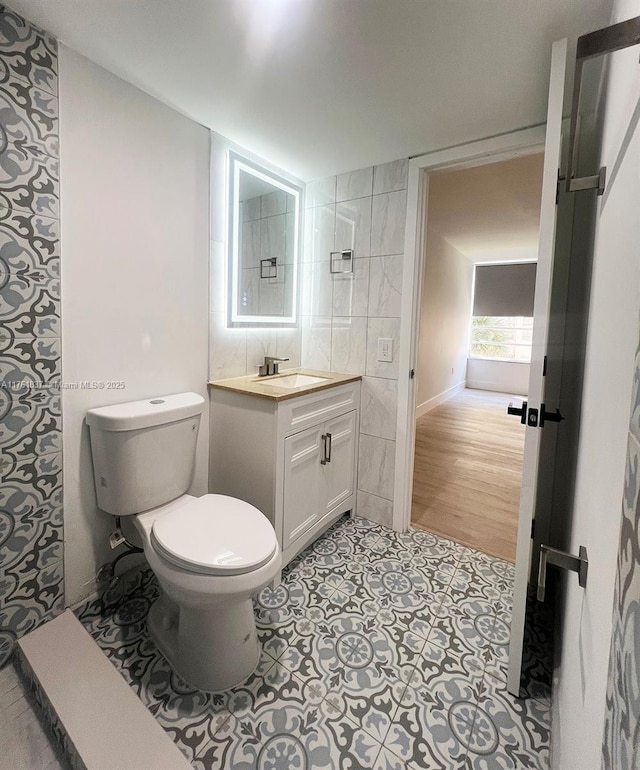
[565,15,640,196]
[537,544,588,602]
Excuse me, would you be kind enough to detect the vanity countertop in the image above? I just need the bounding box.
[208,368,361,401]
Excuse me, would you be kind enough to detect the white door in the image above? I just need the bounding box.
[507,38,568,697]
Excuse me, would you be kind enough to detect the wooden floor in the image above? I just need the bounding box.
[411,388,525,562]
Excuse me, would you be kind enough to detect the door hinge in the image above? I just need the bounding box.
[531,520,536,539]
[542,355,548,376]
[409,369,415,379]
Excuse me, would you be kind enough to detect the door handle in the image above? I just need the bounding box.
[540,403,564,428]
[507,401,528,425]
[537,544,588,602]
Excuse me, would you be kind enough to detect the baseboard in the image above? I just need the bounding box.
[416,381,465,418]
[466,378,527,396]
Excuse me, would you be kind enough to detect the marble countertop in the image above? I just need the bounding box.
[208,368,361,401]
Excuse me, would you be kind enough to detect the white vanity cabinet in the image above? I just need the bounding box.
[209,377,360,568]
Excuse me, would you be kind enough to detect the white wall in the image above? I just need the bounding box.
[466,359,529,396]
[552,2,640,766]
[59,46,211,605]
[417,232,473,412]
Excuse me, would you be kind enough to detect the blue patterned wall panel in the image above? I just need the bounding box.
[0,6,57,94]
[602,342,640,768]
[0,4,62,668]
[0,146,59,217]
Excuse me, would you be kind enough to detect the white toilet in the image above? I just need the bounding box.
[86,392,282,692]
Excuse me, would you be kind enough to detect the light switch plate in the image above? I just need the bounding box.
[377,337,393,362]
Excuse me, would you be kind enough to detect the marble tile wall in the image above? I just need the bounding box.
[209,132,302,382]
[602,330,640,767]
[302,159,409,526]
[0,5,63,668]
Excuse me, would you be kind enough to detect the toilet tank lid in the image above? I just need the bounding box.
[86,392,205,432]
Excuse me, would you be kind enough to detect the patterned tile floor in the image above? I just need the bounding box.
[75,516,551,769]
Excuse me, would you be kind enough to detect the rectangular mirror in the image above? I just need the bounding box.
[228,152,303,327]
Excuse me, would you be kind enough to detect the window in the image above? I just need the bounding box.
[470,262,536,363]
[470,316,533,362]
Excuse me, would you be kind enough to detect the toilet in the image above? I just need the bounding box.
[86,392,282,692]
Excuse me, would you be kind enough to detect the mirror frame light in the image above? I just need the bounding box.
[227,151,303,328]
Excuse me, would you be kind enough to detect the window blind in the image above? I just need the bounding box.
[473,263,537,317]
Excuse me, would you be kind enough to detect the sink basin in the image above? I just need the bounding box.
[262,373,330,389]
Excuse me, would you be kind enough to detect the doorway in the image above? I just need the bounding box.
[409,155,544,561]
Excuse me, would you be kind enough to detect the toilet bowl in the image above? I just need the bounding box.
[86,393,282,692]
[137,493,281,691]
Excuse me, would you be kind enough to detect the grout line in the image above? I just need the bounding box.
[72,514,547,767]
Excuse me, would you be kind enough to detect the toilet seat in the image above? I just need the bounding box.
[150,494,278,576]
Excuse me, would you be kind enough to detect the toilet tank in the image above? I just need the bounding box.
[86,393,205,516]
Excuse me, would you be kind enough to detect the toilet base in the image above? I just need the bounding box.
[148,593,260,692]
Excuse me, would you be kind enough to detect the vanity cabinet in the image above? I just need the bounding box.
[209,378,360,568]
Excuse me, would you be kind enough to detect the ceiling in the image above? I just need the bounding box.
[7,0,611,181]
[428,153,545,263]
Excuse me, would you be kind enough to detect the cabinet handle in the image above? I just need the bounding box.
[320,434,328,465]
[320,433,332,464]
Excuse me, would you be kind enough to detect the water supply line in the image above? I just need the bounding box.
[96,516,143,589]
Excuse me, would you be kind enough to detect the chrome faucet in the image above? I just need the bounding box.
[258,356,289,377]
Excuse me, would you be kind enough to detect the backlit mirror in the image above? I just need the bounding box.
[228,152,302,326]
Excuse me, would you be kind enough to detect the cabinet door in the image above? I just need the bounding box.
[283,425,324,549]
[322,410,357,516]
